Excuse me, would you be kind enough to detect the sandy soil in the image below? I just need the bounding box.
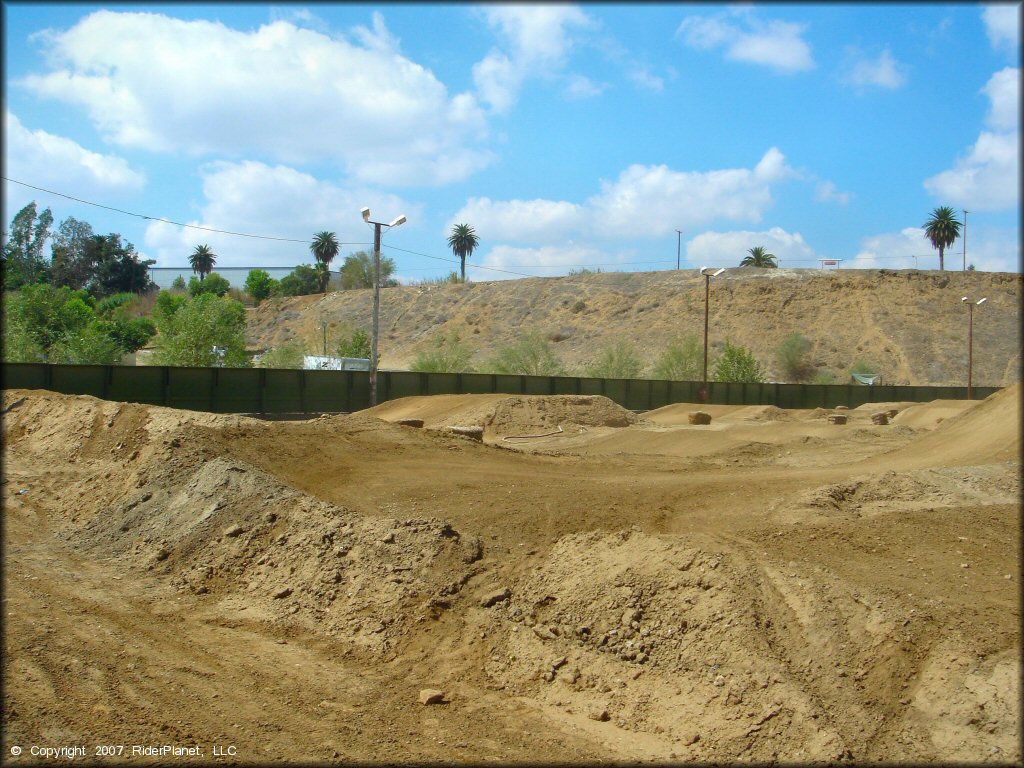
[2,386,1020,764]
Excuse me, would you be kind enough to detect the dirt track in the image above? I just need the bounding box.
[2,387,1020,763]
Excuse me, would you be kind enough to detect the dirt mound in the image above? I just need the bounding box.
[737,405,794,422]
[368,393,642,439]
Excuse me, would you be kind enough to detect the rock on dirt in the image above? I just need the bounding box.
[419,689,446,705]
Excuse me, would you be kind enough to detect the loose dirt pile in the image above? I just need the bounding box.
[2,386,1020,763]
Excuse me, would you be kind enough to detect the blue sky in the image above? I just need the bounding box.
[3,3,1020,284]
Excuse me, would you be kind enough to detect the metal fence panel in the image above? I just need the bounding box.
[109,365,165,406]
[493,374,524,395]
[460,373,495,395]
[386,371,425,400]
[304,369,349,413]
[261,369,303,413]
[51,364,107,399]
[523,376,551,395]
[2,363,48,390]
[213,368,262,413]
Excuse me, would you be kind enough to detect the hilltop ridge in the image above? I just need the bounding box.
[246,267,1022,387]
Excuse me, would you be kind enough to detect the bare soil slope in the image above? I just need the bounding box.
[246,268,1022,386]
[2,386,1020,763]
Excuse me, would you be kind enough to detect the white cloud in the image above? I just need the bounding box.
[676,8,814,73]
[21,11,492,186]
[564,74,608,99]
[626,66,665,93]
[449,148,797,245]
[982,4,1021,52]
[472,243,620,281]
[4,111,145,198]
[814,181,852,205]
[472,5,597,113]
[924,68,1020,210]
[684,227,817,268]
[840,48,907,90]
[142,161,418,269]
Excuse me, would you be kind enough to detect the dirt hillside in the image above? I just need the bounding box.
[3,384,1019,763]
[246,267,1022,386]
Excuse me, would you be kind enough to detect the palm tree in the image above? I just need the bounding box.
[310,231,340,292]
[740,246,777,268]
[447,223,479,283]
[923,206,961,271]
[189,244,216,281]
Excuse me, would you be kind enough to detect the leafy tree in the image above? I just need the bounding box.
[48,323,126,365]
[923,206,961,271]
[1,306,46,362]
[171,275,188,292]
[257,339,306,369]
[1,202,53,289]
[812,370,836,385]
[189,244,216,281]
[447,223,479,283]
[188,272,230,297]
[279,264,321,296]
[410,331,475,373]
[484,332,564,375]
[94,292,136,318]
[151,293,250,367]
[740,246,777,268]
[50,216,96,290]
[154,289,189,323]
[774,333,815,382]
[336,328,371,359]
[850,359,878,376]
[712,341,767,383]
[967,263,976,272]
[244,269,277,304]
[586,340,644,379]
[339,251,396,290]
[310,231,340,292]
[653,334,702,380]
[85,234,155,296]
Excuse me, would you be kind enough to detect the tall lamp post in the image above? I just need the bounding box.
[699,266,725,401]
[962,210,968,271]
[961,296,986,400]
[676,230,682,270]
[360,207,406,407]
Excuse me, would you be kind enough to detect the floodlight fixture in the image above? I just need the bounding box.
[962,296,969,302]
[361,207,370,222]
[961,295,988,399]
[977,297,987,305]
[712,268,725,277]
[389,214,407,228]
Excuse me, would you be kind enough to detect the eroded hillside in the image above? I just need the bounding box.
[246,268,1021,386]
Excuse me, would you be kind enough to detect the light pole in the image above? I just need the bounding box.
[961,295,986,400]
[676,230,682,270]
[962,210,968,271]
[360,207,406,407]
[700,266,725,401]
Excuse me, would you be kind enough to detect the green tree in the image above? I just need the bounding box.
[1,305,46,362]
[774,333,815,383]
[447,223,479,283]
[310,231,340,292]
[48,322,126,365]
[189,244,216,281]
[244,269,277,304]
[151,293,250,367]
[586,340,644,379]
[85,234,155,296]
[484,332,564,375]
[713,341,767,383]
[188,272,231,297]
[336,328,371,359]
[740,246,777,268]
[410,331,475,373]
[1,202,54,289]
[923,206,961,271]
[50,216,96,290]
[171,275,188,292]
[257,339,306,369]
[279,264,321,296]
[653,334,702,380]
[339,251,396,290]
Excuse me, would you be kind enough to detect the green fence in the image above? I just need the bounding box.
[1,363,1000,415]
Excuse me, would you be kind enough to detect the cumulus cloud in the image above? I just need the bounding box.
[564,74,608,99]
[684,227,817,268]
[676,7,814,73]
[21,10,492,186]
[3,111,145,207]
[448,148,796,246]
[840,48,907,90]
[142,161,417,268]
[851,225,1019,273]
[924,67,1020,210]
[472,243,624,281]
[814,181,852,205]
[472,5,596,113]
[982,4,1021,52]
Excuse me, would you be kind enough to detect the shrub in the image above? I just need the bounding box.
[483,332,564,376]
[152,293,250,367]
[774,333,815,383]
[410,332,474,373]
[586,340,644,379]
[244,269,277,305]
[653,334,702,381]
[48,322,126,365]
[257,339,306,369]
[170,275,187,292]
[812,370,836,385]
[188,272,231,297]
[340,251,397,290]
[336,328,371,359]
[280,264,320,296]
[712,341,767,383]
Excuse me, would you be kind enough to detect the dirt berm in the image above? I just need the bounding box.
[2,385,1020,763]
